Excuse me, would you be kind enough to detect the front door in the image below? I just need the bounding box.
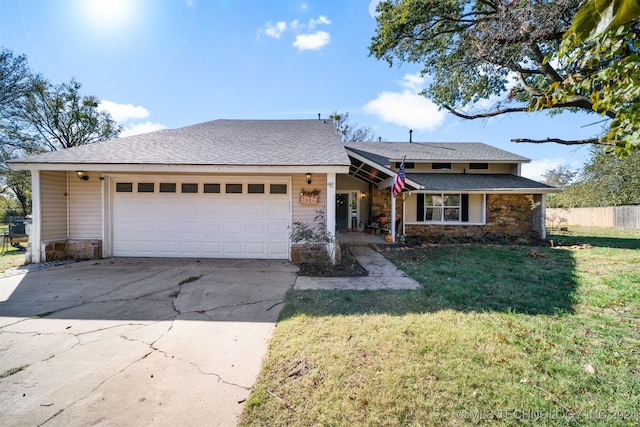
[336,191,360,231]
[336,193,349,231]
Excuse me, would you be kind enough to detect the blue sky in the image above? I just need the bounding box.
[1,0,602,180]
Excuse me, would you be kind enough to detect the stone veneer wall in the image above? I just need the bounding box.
[404,194,537,239]
[41,239,103,262]
[371,187,401,221]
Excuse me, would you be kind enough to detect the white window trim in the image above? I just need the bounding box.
[404,192,487,226]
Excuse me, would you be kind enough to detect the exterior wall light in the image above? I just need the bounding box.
[76,171,89,181]
[306,173,312,184]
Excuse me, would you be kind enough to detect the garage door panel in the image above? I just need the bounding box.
[246,242,267,255]
[223,222,243,234]
[223,242,243,255]
[178,221,200,233]
[246,222,265,234]
[202,242,222,256]
[202,221,222,233]
[113,178,290,259]
[157,241,178,254]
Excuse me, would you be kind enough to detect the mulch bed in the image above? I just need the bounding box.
[297,246,369,277]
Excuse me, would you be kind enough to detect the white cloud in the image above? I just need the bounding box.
[521,158,566,181]
[309,15,331,28]
[99,100,166,138]
[260,15,331,51]
[120,121,167,137]
[400,72,425,92]
[264,21,287,39]
[293,31,330,51]
[98,100,150,122]
[364,91,445,131]
[369,0,382,18]
[364,72,445,131]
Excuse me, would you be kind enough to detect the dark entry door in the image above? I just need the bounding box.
[336,194,349,231]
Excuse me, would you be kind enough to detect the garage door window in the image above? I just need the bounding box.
[203,183,221,194]
[182,183,198,193]
[270,184,287,194]
[248,183,265,194]
[226,183,243,194]
[138,183,155,193]
[160,183,176,193]
[116,183,133,192]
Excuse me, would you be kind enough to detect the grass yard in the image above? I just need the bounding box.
[240,227,640,426]
[0,224,26,273]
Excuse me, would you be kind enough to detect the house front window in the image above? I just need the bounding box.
[424,194,461,222]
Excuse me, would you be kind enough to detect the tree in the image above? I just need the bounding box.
[0,48,40,216]
[549,148,640,207]
[533,10,639,154]
[0,47,121,216]
[368,0,639,150]
[6,78,120,153]
[329,111,377,142]
[541,165,576,189]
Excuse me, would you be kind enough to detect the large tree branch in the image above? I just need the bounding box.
[511,137,603,145]
[528,43,563,83]
[444,97,616,120]
[516,71,543,96]
[443,104,528,119]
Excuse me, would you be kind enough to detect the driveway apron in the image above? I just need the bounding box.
[0,258,297,427]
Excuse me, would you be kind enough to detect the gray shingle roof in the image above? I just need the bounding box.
[408,173,557,192]
[345,141,530,163]
[10,119,350,166]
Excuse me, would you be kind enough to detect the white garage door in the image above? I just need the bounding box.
[112,177,290,259]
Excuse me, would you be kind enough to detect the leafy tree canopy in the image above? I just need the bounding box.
[541,164,577,189]
[329,111,377,142]
[547,148,640,207]
[1,47,121,216]
[369,0,639,152]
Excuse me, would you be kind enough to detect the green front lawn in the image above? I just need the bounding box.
[240,227,640,426]
[0,224,26,273]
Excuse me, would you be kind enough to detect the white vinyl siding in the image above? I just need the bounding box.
[40,171,67,241]
[69,171,102,239]
[292,173,327,227]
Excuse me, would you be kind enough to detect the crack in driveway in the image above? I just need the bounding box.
[0,259,296,426]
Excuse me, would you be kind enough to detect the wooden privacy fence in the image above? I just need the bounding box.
[547,206,640,229]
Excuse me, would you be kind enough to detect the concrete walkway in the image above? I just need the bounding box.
[294,246,421,290]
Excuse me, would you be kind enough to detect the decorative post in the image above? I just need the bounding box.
[326,173,337,263]
[30,170,42,263]
[391,190,396,243]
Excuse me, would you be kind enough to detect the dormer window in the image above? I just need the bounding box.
[469,163,489,170]
[395,162,414,169]
[432,163,451,170]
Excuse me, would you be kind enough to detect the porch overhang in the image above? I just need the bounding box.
[345,147,421,191]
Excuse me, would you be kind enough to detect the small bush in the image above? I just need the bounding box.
[290,210,334,269]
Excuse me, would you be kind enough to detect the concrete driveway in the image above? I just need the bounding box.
[0,258,297,427]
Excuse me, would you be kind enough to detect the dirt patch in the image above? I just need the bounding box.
[297,246,368,277]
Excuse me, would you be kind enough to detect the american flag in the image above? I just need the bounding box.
[392,158,406,196]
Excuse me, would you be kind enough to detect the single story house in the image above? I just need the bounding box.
[8,119,557,263]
